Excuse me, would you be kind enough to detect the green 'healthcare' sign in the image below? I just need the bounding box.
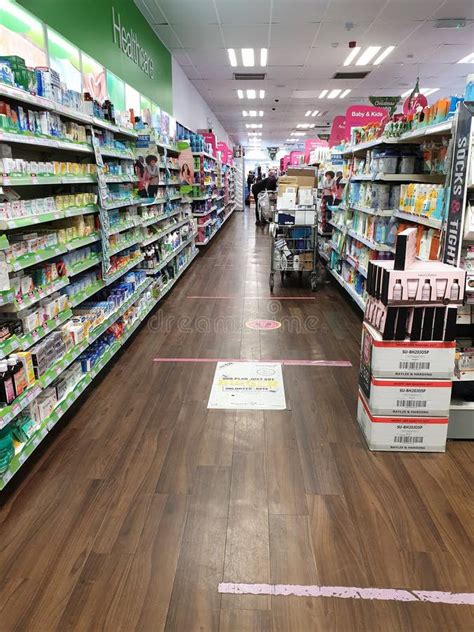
[17,0,173,113]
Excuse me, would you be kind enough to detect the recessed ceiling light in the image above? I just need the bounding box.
[290,131,306,136]
[242,110,248,117]
[343,47,361,66]
[305,110,312,116]
[311,110,319,116]
[356,46,381,65]
[296,123,315,129]
[258,110,264,117]
[458,52,474,63]
[260,48,268,67]
[247,89,256,99]
[319,89,328,98]
[259,89,265,99]
[401,87,440,98]
[286,138,297,142]
[237,89,244,99]
[246,123,263,128]
[249,109,257,117]
[339,89,351,98]
[227,48,237,67]
[328,89,342,98]
[242,48,255,67]
[248,132,262,136]
[373,46,395,65]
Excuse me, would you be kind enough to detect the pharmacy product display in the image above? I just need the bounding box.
[192,153,235,246]
[318,97,458,311]
[0,50,234,488]
[357,227,466,452]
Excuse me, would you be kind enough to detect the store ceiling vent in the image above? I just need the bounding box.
[234,72,266,80]
[434,19,465,28]
[333,71,370,80]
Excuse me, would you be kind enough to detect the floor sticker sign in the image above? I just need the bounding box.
[208,362,286,410]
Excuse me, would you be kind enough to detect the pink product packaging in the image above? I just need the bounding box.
[356,390,448,452]
[367,259,466,306]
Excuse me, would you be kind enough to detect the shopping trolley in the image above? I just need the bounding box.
[269,205,319,292]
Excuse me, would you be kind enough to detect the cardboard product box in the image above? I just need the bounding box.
[360,322,456,379]
[278,175,298,186]
[277,185,297,210]
[287,168,317,188]
[277,212,295,225]
[298,186,314,206]
[305,210,316,225]
[295,211,307,225]
[357,390,448,452]
[359,372,452,417]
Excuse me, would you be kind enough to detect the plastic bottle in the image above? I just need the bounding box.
[0,361,16,407]
[464,75,474,102]
[450,279,460,301]
[421,279,432,301]
[393,279,403,301]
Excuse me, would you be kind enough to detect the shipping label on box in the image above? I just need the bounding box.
[360,322,455,380]
[357,391,448,452]
[362,376,452,417]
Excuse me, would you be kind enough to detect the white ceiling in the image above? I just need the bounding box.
[135,0,474,149]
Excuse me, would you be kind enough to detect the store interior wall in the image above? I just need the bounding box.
[171,57,231,145]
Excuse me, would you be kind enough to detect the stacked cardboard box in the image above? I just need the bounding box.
[357,227,466,452]
[277,169,316,210]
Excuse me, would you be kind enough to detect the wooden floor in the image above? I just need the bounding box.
[0,209,473,632]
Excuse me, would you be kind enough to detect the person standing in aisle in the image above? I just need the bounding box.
[256,165,262,182]
[246,170,255,205]
[332,171,344,205]
[252,170,277,224]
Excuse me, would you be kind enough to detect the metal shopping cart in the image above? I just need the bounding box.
[269,205,319,292]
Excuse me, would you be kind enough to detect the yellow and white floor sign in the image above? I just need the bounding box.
[208,362,286,410]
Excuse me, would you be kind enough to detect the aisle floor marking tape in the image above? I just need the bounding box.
[153,358,352,367]
[218,583,474,605]
[187,295,316,300]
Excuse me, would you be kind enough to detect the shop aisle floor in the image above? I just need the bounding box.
[0,208,472,632]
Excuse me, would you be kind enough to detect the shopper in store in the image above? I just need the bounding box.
[246,170,255,205]
[252,169,277,224]
[332,171,344,205]
[145,154,160,197]
[135,156,151,198]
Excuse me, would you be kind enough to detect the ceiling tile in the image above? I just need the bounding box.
[215,0,272,24]
[271,0,328,23]
[221,24,271,47]
[172,24,222,47]
[150,24,183,48]
[154,0,217,24]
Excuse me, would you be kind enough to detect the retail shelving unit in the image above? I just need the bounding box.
[320,118,455,311]
[192,152,235,246]
[0,86,199,489]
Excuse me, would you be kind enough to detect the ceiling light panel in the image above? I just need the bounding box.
[356,46,381,65]
[227,48,237,67]
[339,89,351,98]
[242,48,255,67]
[246,123,263,128]
[328,89,341,98]
[247,89,256,99]
[343,47,361,66]
[311,110,319,116]
[344,46,395,66]
[237,89,243,99]
[248,132,262,136]
[401,88,440,98]
[458,52,474,63]
[319,90,328,98]
[305,110,312,117]
[373,46,395,65]
[230,48,268,67]
[296,123,315,129]
[290,132,306,136]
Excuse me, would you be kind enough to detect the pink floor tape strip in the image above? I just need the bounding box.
[218,583,474,606]
[187,296,316,300]
[153,358,352,367]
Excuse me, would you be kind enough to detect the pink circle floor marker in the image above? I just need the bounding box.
[245,319,281,330]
